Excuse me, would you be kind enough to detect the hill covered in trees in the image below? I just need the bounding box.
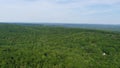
[39,23,120,32]
[0,23,120,68]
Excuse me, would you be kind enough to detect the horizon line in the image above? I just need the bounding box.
[0,22,120,25]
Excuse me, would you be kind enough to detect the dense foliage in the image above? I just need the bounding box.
[0,24,120,68]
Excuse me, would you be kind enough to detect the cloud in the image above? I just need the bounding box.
[0,0,120,24]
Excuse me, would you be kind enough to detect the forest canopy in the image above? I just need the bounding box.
[0,23,120,68]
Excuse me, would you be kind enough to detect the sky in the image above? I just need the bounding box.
[0,0,120,24]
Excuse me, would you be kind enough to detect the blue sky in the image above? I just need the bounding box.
[0,0,120,24]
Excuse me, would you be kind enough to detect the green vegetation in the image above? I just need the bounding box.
[0,23,120,68]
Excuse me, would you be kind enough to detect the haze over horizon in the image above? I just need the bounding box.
[0,0,120,24]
